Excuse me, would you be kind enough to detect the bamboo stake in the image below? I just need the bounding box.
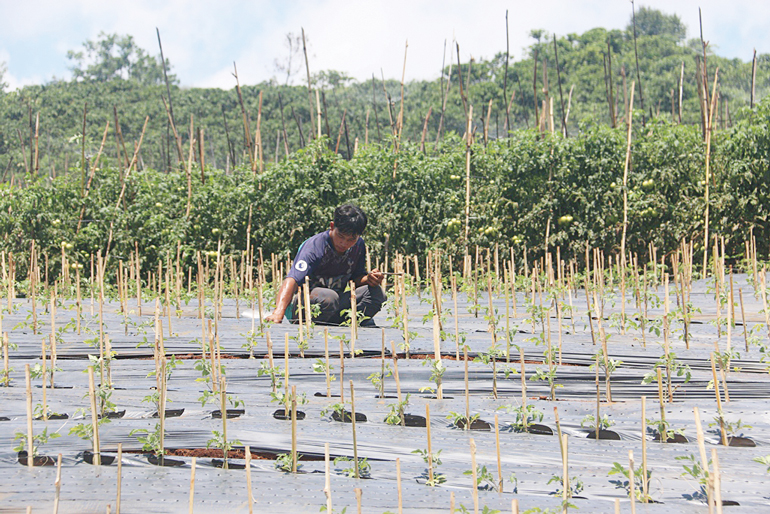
[53,453,62,514]
[324,329,331,397]
[424,403,434,483]
[189,457,196,513]
[245,445,254,513]
[712,448,723,514]
[116,443,122,513]
[339,339,345,403]
[349,380,359,478]
[629,450,636,513]
[495,413,503,493]
[562,435,569,514]
[693,406,713,508]
[621,81,636,269]
[291,385,298,473]
[24,364,35,468]
[641,396,648,502]
[88,366,101,465]
[391,342,405,426]
[396,458,403,514]
[464,346,470,430]
[470,438,479,514]
[355,488,362,514]
[738,289,748,352]
[710,354,729,446]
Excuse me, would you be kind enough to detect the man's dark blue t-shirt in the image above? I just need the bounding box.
[287,230,368,293]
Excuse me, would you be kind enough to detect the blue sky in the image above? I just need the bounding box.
[1,0,768,91]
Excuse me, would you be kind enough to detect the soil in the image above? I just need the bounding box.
[586,429,622,440]
[454,418,492,431]
[213,408,245,419]
[332,410,367,423]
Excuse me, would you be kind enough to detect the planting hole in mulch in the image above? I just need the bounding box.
[212,459,246,469]
[586,429,621,440]
[455,418,492,431]
[721,500,740,506]
[332,410,367,423]
[383,413,426,427]
[147,454,185,467]
[84,451,116,465]
[100,410,126,420]
[273,409,306,420]
[213,409,245,419]
[423,396,455,400]
[17,451,56,467]
[34,413,68,420]
[653,432,688,444]
[727,436,755,447]
[0,417,9,421]
[314,392,341,398]
[152,408,184,418]
[527,424,554,435]
[34,385,73,389]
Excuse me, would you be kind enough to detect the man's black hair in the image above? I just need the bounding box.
[333,204,367,235]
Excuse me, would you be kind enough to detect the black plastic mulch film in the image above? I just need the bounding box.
[1,275,768,512]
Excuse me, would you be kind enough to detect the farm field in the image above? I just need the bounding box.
[1,250,769,513]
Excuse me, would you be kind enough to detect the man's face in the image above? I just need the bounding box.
[329,222,359,254]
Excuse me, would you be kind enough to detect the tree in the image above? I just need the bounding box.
[627,7,687,42]
[67,32,176,85]
[0,61,8,93]
[273,32,305,86]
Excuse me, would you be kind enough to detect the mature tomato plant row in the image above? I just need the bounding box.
[1,100,769,279]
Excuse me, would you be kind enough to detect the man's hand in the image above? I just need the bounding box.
[265,310,284,324]
[365,269,384,287]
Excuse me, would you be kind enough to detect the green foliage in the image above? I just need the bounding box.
[582,413,615,431]
[753,455,770,473]
[275,452,301,472]
[129,422,164,455]
[13,427,61,455]
[499,403,544,432]
[333,456,371,479]
[384,394,410,426]
[67,32,175,85]
[609,462,653,502]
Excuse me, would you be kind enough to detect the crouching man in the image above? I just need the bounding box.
[265,204,386,326]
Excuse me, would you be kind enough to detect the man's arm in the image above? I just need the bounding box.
[354,269,384,287]
[265,277,299,323]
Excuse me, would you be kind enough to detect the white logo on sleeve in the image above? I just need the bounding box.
[295,260,308,272]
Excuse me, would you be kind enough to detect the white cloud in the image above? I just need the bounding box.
[0,0,768,88]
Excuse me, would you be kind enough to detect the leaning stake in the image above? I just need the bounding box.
[350,380,359,479]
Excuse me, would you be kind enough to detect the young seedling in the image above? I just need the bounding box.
[13,426,61,457]
[499,403,544,433]
[474,343,504,399]
[418,358,445,398]
[384,394,411,426]
[333,456,371,479]
[676,454,711,502]
[366,364,392,399]
[608,461,653,502]
[129,422,164,456]
[464,464,516,492]
[275,452,302,472]
[647,417,686,442]
[581,413,615,432]
[412,448,446,486]
[447,411,481,429]
[709,415,752,441]
[753,455,770,473]
[547,473,583,500]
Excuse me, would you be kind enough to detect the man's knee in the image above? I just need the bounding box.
[368,285,387,306]
[310,287,339,321]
